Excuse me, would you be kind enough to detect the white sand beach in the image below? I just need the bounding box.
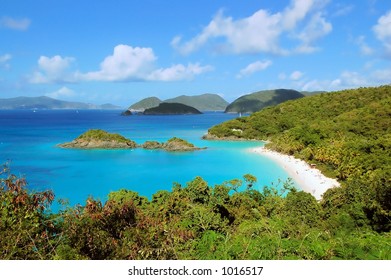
[251,146,340,200]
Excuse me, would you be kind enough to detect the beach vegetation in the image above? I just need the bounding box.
[207,85,391,232]
[1,166,390,260]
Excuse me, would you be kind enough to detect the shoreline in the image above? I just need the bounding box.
[250,146,340,200]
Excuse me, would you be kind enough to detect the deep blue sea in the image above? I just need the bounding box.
[0,110,290,209]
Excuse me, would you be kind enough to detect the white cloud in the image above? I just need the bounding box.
[81,44,212,82]
[148,63,213,81]
[0,53,11,63]
[302,71,371,91]
[237,60,272,78]
[278,73,287,80]
[373,10,391,56]
[0,54,12,69]
[371,68,391,84]
[331,71,369,88]
[0,16,31,31]
[332,4,354,17]
[294,12,332,53]
[30,45,212,84]
[172,0,331,55]
[80,45,156,81]
[355,36,374,55]
[46,87,76,99]
[30,55,75,84]
[290,70,304,80]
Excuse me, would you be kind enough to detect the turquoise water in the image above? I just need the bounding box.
[0,110,289,208]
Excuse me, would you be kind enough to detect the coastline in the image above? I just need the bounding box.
[250,146,340,200]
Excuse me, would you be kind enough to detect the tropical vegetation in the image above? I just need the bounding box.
[208,85,391,232]
[1,85,390,260]
[225,89,304,113]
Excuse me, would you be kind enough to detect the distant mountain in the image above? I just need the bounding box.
[225,89,305,113]
[164,93,228,111]
[128,97,162,111]
[143,103,202,115]
[99,103,122,110]
[0,96,121,110]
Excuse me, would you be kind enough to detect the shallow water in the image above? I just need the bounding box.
[0,110,290,208]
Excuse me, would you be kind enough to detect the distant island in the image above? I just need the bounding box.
[225,89,304,113]
[127,96,162,112]
[122,93,228,115]
[0,96,121,110]
[164,93,228,111]
[143,103,202,115]
[58,129,204,151]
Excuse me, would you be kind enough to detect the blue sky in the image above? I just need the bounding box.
[1,0,390,106]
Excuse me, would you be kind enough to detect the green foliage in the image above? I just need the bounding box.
[128,96,162,110]
[225,89,304,113]
[0,164,58,259]
[1,169,390,260]
[77,129,134,144]
[209,85,391,232]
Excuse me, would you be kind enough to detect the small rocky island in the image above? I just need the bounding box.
[58,129,204,152]
[142,137,204,151]
[58,129,137,149]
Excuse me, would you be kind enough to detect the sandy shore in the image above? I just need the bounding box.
[251,146,340,200]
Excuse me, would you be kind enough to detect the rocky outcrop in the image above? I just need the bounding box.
[142,138,204,151]
[142,141,163,149]
[162,137,204,151]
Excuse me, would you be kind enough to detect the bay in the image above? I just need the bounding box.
[0,110,290,209]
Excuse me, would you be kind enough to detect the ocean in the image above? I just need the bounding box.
[0,110,290,209]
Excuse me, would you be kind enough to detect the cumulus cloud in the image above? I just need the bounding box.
[80,45,156,81]
[81,44,212,82]
[0,16,31,31]
[373,10,391,56]
[294,12,332,53]
[301,71,371,91]
[148,63,213,81]
[332,4,354,17]
[290,70,304,80]
[0,54,12,69]
[236,60,272,78]
[172,0,332,55]
[30,45,212,84]
[355,36,374,55]
[30,55,75,83]
[46,87,76,99]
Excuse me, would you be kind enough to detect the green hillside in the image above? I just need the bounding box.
[208,85,391,232]
[164,93,228,111]
[128,97,162,111]
[225,89,304,113]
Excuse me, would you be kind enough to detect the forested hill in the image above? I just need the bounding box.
[225,89,304,113]
[128,97,162,111]
[164,93,229,111]
[207,85,391,231]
